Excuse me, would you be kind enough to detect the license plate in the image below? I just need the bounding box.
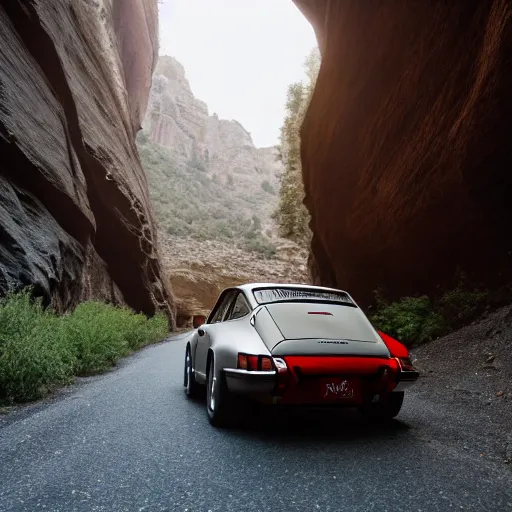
[320,377,359,402]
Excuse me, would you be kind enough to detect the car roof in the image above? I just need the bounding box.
[235,282,350,295]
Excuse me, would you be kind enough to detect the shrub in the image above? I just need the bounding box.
[0,291,168,404]
[0,292,75,402]
[369,280,494,346]
[242,236,277,259]
[63,302,132,375]
[369,295,444,346]
[436,287,489,329]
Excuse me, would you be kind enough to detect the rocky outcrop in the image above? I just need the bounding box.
[0,0,175,324]
[143,56,281,227]
[161,236,308,325]
[295,0,512,305]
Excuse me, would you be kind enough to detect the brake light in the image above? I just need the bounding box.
[398,357,416,372]
[248,355,259,370]
[237,354,248,370]
[237,353,274,371]
[261,357,273,371]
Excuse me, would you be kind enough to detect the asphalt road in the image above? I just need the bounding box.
[1,333,511,512]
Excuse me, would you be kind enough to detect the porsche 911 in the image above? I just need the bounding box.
[183,283,419,427]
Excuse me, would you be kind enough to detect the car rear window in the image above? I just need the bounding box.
[252,287,355,306]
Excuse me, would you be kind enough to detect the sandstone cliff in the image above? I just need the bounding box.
[0,0,174,324]
[143,56,281,232]
[295,0,512,305]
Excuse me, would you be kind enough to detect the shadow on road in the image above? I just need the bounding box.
[186,394,411,443]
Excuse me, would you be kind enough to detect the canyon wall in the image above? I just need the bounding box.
[295,0,512,305]
[0,0,175,324]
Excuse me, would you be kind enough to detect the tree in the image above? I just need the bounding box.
[273,47,321,249]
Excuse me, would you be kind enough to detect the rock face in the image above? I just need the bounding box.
[0,0,174,323]
[143,56,281,228]
[294,0,512,305]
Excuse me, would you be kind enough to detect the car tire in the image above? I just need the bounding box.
[184,344,200,398]
[359,392,404,421]
[206,353,233,427]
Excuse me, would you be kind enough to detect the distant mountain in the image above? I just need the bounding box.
[138,56,282,256]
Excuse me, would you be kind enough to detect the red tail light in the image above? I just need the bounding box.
[237,353,274,371]
[397,357,416,372]
[237,354,248,370]
[261,357,274,371]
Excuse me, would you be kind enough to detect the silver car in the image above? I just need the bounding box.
[184,283,419,427]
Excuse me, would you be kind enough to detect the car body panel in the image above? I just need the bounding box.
[271,338,390,357]
[264,302,381,343]
[224,369,277,395]
[251,306,284,351]
[261,302,390,357]
[190,314,269,384]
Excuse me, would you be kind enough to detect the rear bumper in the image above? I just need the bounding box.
[394,369,420,391]
[223,360,419,400]
[224,368,276,395]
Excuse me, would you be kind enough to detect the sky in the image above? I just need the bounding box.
[158,0,318,148]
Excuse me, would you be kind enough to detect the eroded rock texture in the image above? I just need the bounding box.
[0,0,175,324]
[295,0,512,305]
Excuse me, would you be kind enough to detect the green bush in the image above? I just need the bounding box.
[436,287,489,328]
[0,292,75,403]
[242,235,277,259]
[369,295,444,346]
[369,280,493,346]
[0,291,168,403]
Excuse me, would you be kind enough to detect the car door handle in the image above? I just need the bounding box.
[198,329,205,337]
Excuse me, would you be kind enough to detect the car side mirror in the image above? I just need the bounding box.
[192,315,206,329]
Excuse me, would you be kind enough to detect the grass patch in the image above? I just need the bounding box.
[0,291,168,404]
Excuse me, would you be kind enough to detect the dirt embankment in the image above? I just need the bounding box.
[412,304,512,464]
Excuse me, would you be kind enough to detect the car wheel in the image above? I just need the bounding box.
[359,392,404,421]
[206,353,233,427]
[184,344,199,398]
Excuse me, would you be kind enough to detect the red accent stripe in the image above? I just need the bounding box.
[278,355,399,405]
[307,311,333,315]
[283,355,399,375]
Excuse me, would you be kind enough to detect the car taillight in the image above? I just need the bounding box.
[261,357,273,371]
[398,357,415,372]
[237,353,248,370]
[237,353,274,371]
